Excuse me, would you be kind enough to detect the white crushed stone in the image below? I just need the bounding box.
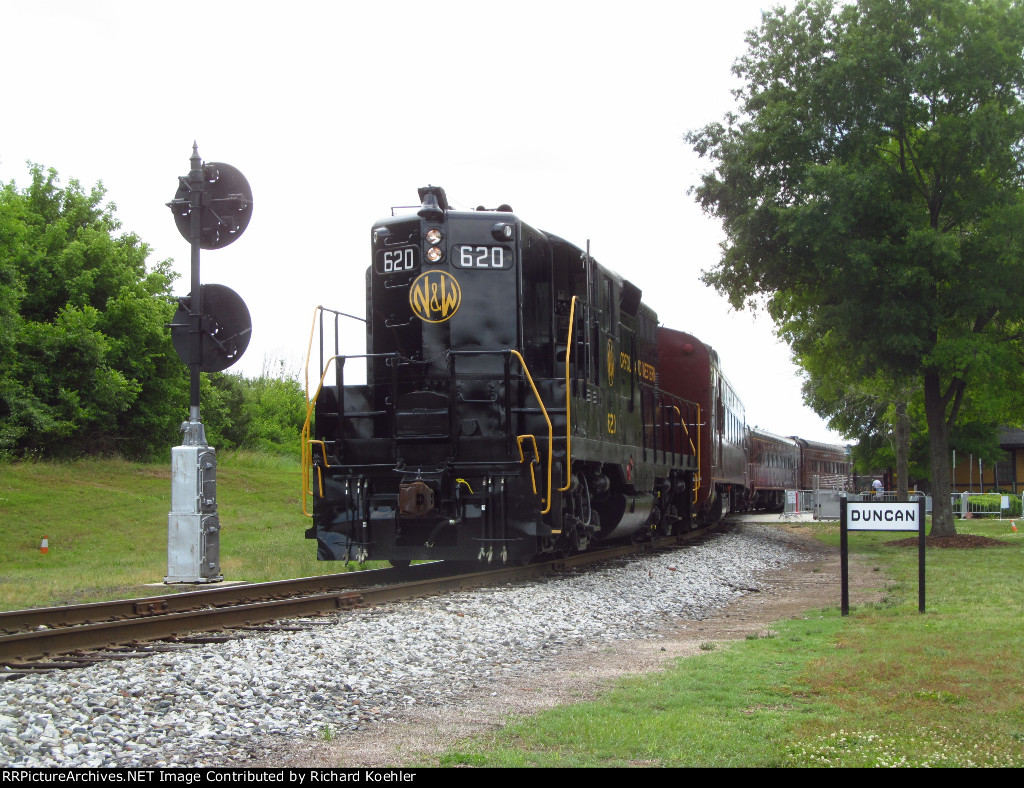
[0,523,800,767]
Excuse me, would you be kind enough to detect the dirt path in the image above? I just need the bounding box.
[248,521,883,767]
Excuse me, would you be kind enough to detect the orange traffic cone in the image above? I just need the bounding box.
[40,535,48,554]
[1012,523,1019,533]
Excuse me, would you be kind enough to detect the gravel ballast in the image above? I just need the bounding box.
[1,523,808,767]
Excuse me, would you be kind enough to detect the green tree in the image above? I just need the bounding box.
[688,0,1024,535]
[0,193,26,453]
[201,369,307,455]
[798,339,919,499]
[0,164,186,458]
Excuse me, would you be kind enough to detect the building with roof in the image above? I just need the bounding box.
[951,427,1024,493]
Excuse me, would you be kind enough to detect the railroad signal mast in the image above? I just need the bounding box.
[164,143,253,583]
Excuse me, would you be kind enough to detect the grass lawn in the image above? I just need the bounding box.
[0,452,365,610]
[434,519,1024,768]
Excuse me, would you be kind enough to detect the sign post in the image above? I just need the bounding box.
[840,497,927,615]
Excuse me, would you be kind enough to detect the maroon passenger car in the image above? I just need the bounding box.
[657,328,747,523]
[747,428,800,511]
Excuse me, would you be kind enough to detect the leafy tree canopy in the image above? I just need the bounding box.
[201,371,308,455]
[0,163,186,459]
[688,0,1024,535]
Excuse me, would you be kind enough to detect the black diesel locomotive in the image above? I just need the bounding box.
[302,186,847,565]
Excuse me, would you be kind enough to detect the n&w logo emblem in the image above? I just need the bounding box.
[409,270,462,323]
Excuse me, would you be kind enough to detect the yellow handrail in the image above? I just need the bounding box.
[516,434,540,495]
[509,349,555,516]
[302,305,373,516]
[670,403,700,504]
[663,400,702,505]
[301,306,335,517]
[301,355,341,517]
[688,403,702,504]
[308,440,330,499]
[558,296,577,493]
[303,305,324,405]
[674,405,696,457]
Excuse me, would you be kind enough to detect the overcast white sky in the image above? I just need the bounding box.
[2,1,845,443]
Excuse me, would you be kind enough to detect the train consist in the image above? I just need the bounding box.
[302,186,850,564]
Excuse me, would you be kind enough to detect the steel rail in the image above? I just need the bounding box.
[1,526,719,664]
[0,562,456,634]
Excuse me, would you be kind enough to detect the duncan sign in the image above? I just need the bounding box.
[846,502,921,530]
[840,497,926,615]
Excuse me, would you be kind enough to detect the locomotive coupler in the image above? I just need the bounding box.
[398,479,435,517]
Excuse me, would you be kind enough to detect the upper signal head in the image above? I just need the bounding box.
[170,161,253,249]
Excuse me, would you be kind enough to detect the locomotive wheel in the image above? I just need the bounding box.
[702,492,724,525]
[572,474,593,529]
[658,505,677,537]
[569,525,588,553]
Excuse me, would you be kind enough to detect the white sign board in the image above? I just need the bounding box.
[846,502,921,531]
[841,498,926,615]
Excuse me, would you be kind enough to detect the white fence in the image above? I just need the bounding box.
[781,490,815,518]
[952,492,1021,519]
[781,490,1022,521]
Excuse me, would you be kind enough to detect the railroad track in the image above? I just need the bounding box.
[0,526,719,671]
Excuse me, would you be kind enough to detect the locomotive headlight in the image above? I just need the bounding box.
[491,222,514,241]
[426,246,444,262]
[425,228,443,244]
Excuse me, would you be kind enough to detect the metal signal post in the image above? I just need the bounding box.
[187,143,204,426]
[165,143,253,583]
